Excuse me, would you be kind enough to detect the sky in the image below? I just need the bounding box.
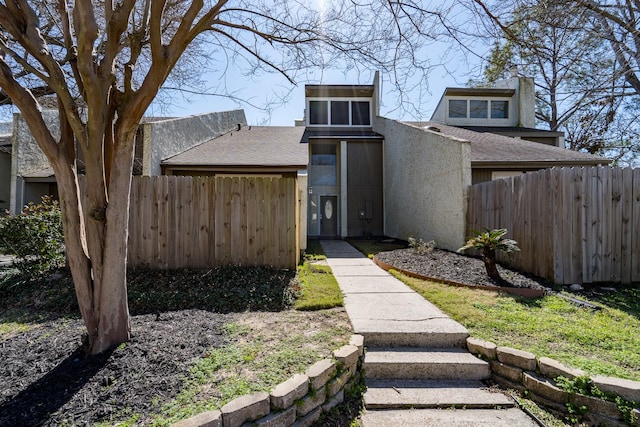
[146,2,489,127]
[148,58,485,127]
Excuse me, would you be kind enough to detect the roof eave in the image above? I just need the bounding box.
[471,159,611,168]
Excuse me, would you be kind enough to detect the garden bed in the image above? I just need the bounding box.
[374,247,552,297]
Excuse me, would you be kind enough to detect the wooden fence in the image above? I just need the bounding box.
[127,175,300,269]
[467,166,640,285]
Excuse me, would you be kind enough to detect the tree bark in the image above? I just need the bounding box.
[482,248,501,280]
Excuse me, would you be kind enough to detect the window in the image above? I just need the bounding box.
[310,144,337,186]
[330,101,350,125]
[448,100,467,118]
[448,98,510,120]
[309,100,328,125]
[470,100,488,118]
[351,101,371,125]
[491,100,509,118]
[307,99,372,126]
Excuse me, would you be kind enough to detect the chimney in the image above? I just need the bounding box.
[508,64,519,78]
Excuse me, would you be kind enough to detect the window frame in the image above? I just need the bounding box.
[306,97,372,127]
[446,96,512,123]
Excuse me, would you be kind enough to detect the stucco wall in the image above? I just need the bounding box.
[492,77,535,128]
[11,110,60,213]
[0,153,11,213]
[13,110,59,176]
[144,110,247,176]
[373,117,471,251]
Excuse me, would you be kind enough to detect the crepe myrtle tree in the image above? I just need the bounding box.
[0,0,457,354]
[458,228,520,280]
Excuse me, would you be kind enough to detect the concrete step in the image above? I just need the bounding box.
[364,379,515,409]
[364,348,490,381]
[359,327,469,348]
[360,408,539,426]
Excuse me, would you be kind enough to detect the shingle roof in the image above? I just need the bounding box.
[459,126,564,137]
[405,121,609,166]
[162,126,308,168]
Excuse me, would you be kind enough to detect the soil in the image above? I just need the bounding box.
[375,247,553,291]
[0,308,350,427]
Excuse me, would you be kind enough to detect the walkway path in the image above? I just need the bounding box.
[320,240,538,426]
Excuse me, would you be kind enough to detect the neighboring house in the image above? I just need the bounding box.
[419,76,609,184]
[2,73,611,256]
[7,109,246,213]
[0,124,11,214]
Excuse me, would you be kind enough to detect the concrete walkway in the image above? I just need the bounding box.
[320,240,538,427]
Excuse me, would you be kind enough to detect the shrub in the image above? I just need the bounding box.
[457,228,519,280]
[0,195,65,276]
[408,236,436,255]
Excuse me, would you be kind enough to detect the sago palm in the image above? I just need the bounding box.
[458,228,520,281]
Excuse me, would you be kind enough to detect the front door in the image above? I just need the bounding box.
[320,195,338,236]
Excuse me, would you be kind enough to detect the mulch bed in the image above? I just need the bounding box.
[375,247,553,292]
[0,310,234,427]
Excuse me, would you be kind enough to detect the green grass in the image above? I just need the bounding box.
[295,241,343,310]
[147,318,351,426]
[391,271,640,381]
[295,263,343,310]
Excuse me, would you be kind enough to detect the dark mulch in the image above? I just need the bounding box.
[375,247,553,291]
[0,265,300,426]
[0,310,233,427]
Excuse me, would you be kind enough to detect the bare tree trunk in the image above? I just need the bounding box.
[91,130,135,354]
[482,248,501,280]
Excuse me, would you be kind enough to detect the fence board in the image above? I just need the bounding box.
[467,166,639,285]
[127,175,298,269]
[620,168,633,284]
[633,169,640,282]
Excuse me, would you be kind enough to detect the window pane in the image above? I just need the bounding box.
[310,144,336,186]
[351,101,371,125]
[331,101,350,125]
[470,100,488,118]
[309,100,328,124]
[448,100,467,118]
[491,100,509,119]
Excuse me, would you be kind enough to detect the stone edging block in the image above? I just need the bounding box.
[538,357,585,380]
[305,359,336,390]
[490,360,523,383]
[172,410,222,427]
[592,375,640,403]
[255,406,296,427]
[221,392,270,427]
[523,372,570,403]
[333,344,359,369]
[496,346,537,371]
[271,374,309,410]
[349,335,364,356]
[296,388,326,417]
[467,337,497,360]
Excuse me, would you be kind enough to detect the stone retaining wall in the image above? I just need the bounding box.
[467,337,640,426]
[173,335,364,427]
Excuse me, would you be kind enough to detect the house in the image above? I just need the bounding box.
[3,73,611,260]
[6,109,246,214]
[0,123,11,214]
[417,76,609,183]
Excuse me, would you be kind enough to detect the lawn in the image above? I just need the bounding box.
[295,239,344,310]
[347,238,640,382]
[393,271,640,382]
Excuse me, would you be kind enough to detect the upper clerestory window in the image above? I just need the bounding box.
[448,99,509,119]
[308,99,371,126]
